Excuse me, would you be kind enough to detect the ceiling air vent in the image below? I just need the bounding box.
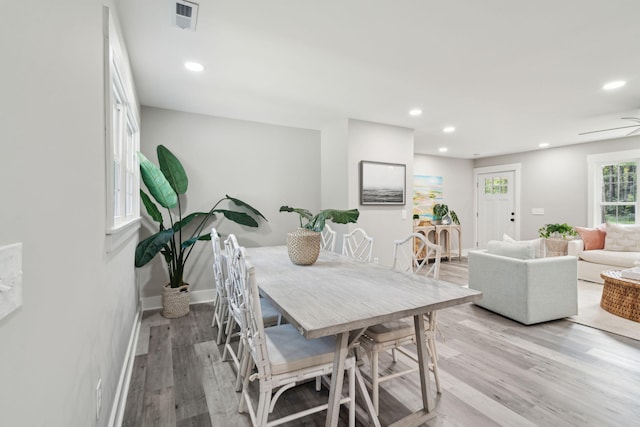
[173,0,198,32]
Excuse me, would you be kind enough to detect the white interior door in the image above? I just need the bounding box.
[476,168,518,249]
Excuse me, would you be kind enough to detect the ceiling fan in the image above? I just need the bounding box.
[579,117,640,136]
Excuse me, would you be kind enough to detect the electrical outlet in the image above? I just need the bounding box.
[96,378,102,420]
[0,243,23,321]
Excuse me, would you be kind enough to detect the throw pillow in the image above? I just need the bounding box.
[604,223,640,252]
[487,239,537,259]
[503,234,543,258]
[575,226,606,250]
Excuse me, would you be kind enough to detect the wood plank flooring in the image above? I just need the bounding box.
[123,259,640,426]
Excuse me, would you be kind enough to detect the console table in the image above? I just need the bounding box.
[414,224,462,261]
[600,270,640,322]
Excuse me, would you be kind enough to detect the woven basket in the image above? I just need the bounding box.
[287,228,321,265]
[600,271,640,322]
[544,238,569,257]
[162,283,190,318]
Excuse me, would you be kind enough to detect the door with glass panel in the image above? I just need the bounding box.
[476,171,516,248]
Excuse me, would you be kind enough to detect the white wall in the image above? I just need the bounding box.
[0,2,139,427]
[473,136,640,239]
[413,155,475,251]
[139,107,321,298]
[347,120,415,266]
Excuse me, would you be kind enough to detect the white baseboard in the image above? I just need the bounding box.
[140,288,216,311]
[108,306,142,427]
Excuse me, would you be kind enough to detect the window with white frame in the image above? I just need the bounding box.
[588,150,639,226]
[105,8,140,234]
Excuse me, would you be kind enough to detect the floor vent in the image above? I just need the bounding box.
[173,0,198,32]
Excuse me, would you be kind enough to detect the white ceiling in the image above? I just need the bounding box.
[115,0,640,159]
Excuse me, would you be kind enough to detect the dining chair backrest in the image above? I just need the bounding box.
[392,233,441,280]
[240,253,273,379]
[321,224,337,252]
[224,235,245,322]
[342,227,374,262]
[211,228,227,296]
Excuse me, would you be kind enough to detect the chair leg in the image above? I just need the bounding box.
[238,359,255,414]
[427,312,442,393]
[235,337,248,392]
[349,362,356,427]
[371,350,380,416]
[256,390,271,427]
[428,336,442,393]
[216,305,228,345]
[211,296,218,327]
[222,317,236,362]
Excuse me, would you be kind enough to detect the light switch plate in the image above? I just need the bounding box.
[531,208,545,215]
[0,243,23,320]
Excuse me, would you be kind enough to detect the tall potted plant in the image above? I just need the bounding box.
[136,145,267,318]
[279,206,359,265]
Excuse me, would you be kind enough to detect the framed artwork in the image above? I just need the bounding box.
[413,175,443,220]
[360,161,406,205]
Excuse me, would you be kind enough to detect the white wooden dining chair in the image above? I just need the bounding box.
[359,234,443,415]
[210,228,229,345]
[222,235,282,392]
[342,227,374,262]
[237,248,356,427]
[321,223,337,252]
[391,232,441,279]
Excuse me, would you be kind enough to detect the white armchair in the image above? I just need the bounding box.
[468,250,578,325]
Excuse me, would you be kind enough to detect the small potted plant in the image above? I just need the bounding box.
[413,213,421,227]
[538,223,576,256]
[279,206,359,265]
[432,203,460,225]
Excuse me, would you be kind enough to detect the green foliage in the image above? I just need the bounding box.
[279,206,359,232]
[136,145,267,288]
[432,203,449,219]
[432,203,460,225]
[538,223,576,239]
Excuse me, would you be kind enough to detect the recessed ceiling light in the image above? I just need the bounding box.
[438,147,448,153]
[184,61,204,72]
[603,80,626,90]
[443,126,456,133]
[409,109,422,116]
[539,142,550,148]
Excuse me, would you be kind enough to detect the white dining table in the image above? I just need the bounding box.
[245,246,482,427]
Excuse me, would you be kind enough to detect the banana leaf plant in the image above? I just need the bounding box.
[279,206,359,232]
[135,145,267,288]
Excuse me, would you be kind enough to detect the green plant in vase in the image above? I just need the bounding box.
[279,205,359,265]
[432,203,460,225]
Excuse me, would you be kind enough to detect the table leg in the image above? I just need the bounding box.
[414,314,434,412]
[326,332,348,427]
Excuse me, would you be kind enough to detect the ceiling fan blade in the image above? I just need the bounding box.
[579,124,640,135]
[621,117,640,123]
[626,126,640,136]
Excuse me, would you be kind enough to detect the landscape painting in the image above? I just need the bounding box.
[360,161,406,205]
[413,175,443,220]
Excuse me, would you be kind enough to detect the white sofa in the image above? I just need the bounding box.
[468,250,578,325]
[567,239,639,284]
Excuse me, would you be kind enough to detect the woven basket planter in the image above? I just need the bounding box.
[287,228,321,265]
[162,283,190,318]
[544,238,569,257]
